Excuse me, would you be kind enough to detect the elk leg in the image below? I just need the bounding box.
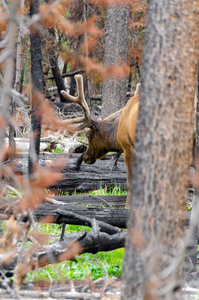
[110,152,121,172]
[76,152,85,170]
[60,223,66,241]
[70,152,85,171]
[124,147,134,209]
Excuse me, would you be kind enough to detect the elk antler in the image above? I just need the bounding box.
[134,82,141,96]
[60,75,91,130]
[104,82,141,121]
[61,77,141,126]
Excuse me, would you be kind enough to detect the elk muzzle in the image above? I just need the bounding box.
[83,152,96,164]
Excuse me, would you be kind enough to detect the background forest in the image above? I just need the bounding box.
[1,0,146,112]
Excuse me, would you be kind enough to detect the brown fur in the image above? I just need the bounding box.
[83,94,140,208]
[117,95,139,208]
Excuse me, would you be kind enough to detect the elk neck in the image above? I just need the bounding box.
[100,118,123,153]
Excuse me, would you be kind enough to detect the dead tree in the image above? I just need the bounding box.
[28,0,44,174]
[121,0,199,299]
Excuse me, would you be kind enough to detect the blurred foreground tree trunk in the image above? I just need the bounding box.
[101,4,129,119]
[121,0,199,299]
[28,0,44,174]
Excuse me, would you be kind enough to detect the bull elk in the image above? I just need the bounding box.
[61,75,140,208]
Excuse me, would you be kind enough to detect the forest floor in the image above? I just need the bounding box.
[1,135,199,299]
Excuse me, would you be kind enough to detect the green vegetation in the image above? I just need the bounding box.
[29,248,124,281]
[58,183,127,197]
[51,147,63,153]
[27,223,124,282]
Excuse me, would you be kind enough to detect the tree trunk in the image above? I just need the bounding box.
[121,1,199,299]
[186,69,199,273]
[101,5,129,119]
[28,0,43,174]
[48,30,70,103]
[49,52,68,102]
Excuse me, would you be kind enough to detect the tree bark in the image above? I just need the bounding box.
[121,1,199,299]
[48,29,70,103]
[28,0,43,174]
[101,5,129,119]
[187,69,199,273]
[49,52,68,102]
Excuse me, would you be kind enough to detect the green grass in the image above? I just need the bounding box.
[28,248,124,282]
[1,221,124,282]
[27,223,124,282]
[50,147,62,153]
[37,223,91,235]
[88,184,127,196]
[58,183,127,197]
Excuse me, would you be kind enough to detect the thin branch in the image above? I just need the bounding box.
[0,1,19,151]
[47,69,85,79]
[1,0,9,13]
[0,35,9,49]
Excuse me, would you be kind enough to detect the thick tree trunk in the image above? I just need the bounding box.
[101,5,129,119]
[121,1,199,299]
[187,69,199,272]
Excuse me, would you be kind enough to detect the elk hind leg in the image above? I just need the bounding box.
[124,147,134,209]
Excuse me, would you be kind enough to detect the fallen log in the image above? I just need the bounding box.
[4,195,126,208]
[34,230,126,265]
[57,209,122,235]
[48,195,126,208]
[0,197,128,228]
[12,152,127,194]
[35,203,128,229]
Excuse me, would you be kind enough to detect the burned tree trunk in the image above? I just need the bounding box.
[28,0,43,174]
[48,29,70,103]
[121,0,199,299]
